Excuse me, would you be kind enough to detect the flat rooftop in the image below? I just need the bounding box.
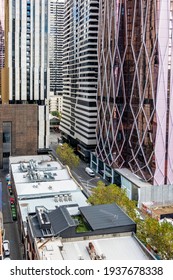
[38,235,152,260]
[19,190,88,223]
[142,202,173,216]
[10,155,89,228]
[9,155,54,165]
[15,179,82,199]
[115,168,152,188]
[12,167,71,184]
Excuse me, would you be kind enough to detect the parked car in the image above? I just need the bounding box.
[3,240,10,257]
[85,167,95,177]
[5,174,10,181]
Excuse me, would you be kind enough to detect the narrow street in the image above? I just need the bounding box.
[49,132,108,194]
[0,167,23,260]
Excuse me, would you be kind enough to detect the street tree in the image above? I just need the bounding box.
[87,183,137,220]
[56,143,80,168]
[138,217,173,260]
[88,182,173,259]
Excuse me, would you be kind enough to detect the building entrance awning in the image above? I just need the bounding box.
[104,171,112,178]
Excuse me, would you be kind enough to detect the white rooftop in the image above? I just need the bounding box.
[15,179,82,199]
[38,236,151,260]
[12,167,70,184]
[19,191,88,222]
[9,155,53,165]
[10,155,89,225]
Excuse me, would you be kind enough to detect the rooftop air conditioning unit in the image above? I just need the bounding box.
[54,196,58,202]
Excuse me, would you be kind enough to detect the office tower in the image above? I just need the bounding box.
[60,0,99,158]
[93,0,173,185]
[1,0,50,149]
[49,0,64,95]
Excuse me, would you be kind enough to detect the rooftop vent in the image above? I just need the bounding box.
[48,185,53,190]
[36,207,51,230]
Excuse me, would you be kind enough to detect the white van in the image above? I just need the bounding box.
[85,167,95,177]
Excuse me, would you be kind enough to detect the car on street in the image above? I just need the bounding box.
[3,240,10,257]
[85,167,95,177]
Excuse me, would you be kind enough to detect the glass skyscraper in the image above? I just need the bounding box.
[94,0,173,185]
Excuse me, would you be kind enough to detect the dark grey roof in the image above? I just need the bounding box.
[79,204,135,230]
[47,206,76,235]
[29,206,77,238]
[29,215,44,238]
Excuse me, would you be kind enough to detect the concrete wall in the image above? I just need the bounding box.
[139,184,173,208]
[0,104,38,168]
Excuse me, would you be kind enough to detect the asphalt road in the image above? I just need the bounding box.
[49,132,108,194]
[0,167,23,260]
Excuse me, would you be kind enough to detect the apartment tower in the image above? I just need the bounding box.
[1,0,50,148]
[60,0,99,158]
[93,0,173,185]
[49,0,64,95]
[0,0,50,167]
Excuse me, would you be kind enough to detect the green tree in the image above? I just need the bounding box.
[56,143,80,168]
[51,111,61,119]
[138,217,173,259]
[87,183,137,220]
[87,183,173,259]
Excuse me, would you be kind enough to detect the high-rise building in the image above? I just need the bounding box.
[0,0,5,99]
[60,0,99,158]
[92,0,173,186]
[1,0,50,150]
[49,0,64,95]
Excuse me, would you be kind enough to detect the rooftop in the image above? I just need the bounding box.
[38,235,153,260]
[10,155,88,228]
[15,179,82,199]
[80,204,135,231]
[9,155,53,165]
[142,201,173,217]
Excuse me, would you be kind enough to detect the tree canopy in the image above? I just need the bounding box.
[51,111,61,119]
[87,182,137,221]
[88,182,173,260]
[56,143,80,168]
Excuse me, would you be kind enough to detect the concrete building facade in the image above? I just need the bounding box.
[0,104,38,168]
[60,0,99,153]
[0,0,50,155]
[49,0,64,95]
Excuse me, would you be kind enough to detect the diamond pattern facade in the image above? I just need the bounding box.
[96,0,173,185]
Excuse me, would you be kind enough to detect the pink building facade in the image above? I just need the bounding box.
[96,0,173,185]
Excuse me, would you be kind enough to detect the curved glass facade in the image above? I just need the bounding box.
[97,0,173,185]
